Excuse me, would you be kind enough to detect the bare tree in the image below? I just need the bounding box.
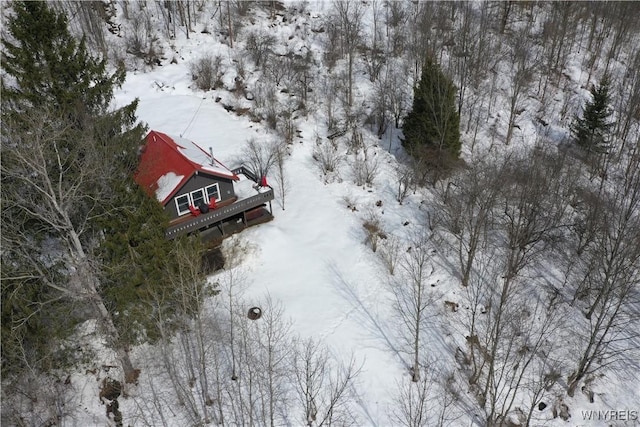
[351,139,380,188]
[292,338,361,426]
[389,232,436,382]
[224,294,292,426]
[378,234,402,275]
[58,1,110,55]
[242,138,280,180]
[450,1,480,117]
[273,141,289,210]
[406,2,436,76]
[436,156,503,287]
[613,48,640,152]
[602,2,639,74]
[190,54,224,91]
[125,4,162,67]
[391,362,460,427]
[312,136,343,182]
[504,25,537,145]
[1,109,137,382]
[362,209,385,253]
[1,370,77,427]
[566,148,640,396]
[381,59,411,131]
[153,239,214,425]
[384,0,409,57]
[454,147,577,424]
[583,3,610,85]
[246,28,277,68]
[395,163,413,205]
[331,0,363,110]
[361,0,385,83]
[458,230,565,426]
[538,3,577,103]
[391,370,432,427]
[253,297,293,427]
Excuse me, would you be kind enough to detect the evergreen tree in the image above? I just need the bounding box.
[1,1,173,379]
[572,76,614,153]
[2,1,121,121]
[402,58,461,163]
[97,185,197,345]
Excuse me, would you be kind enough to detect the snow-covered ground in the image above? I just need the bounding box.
[109,21,639,426]
[115,70,425,424]
[8,2,638,426]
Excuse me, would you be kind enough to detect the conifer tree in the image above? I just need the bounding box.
[402,58,461,166]
[572,76,614,153]
[0,1,163,380]
[2,2,123,121]
[97,185,198,345]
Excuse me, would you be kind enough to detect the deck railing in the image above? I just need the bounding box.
[231,165,258,182]
[166,187,274,239]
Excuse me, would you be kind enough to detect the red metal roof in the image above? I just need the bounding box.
[135,130,239,205]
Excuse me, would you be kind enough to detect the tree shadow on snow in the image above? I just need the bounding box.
[326,261,411,371]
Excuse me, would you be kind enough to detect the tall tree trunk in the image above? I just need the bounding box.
[70,227,136,382]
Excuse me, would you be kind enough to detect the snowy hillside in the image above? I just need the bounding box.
[2,1,639,426]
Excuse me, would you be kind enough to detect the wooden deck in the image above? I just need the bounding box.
[200,207,274,247]
[165,187,274,239]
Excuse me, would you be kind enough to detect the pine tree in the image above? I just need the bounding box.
[402,58,461,163]
[97,185,198,345]
[0,1,157,379]
[2,1,121,120]
[572,76,614,153]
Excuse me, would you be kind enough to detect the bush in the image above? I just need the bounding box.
[125,8,162,66]
[362,211,387,253]
[245,30,276,67]
[378,235,401,275]
[312,139,342,177]
[190,55,224,91]
[351,147,379,187]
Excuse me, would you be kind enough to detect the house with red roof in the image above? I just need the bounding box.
[135,130,274,240]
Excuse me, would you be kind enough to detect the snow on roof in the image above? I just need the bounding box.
[155,172,184,203]
[172,135,238,178]
[135,130,239,205]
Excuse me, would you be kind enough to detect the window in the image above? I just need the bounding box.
[174,182,222,216]
[175,194,190,216]
[191,188,205,208]
[205,184,220,203]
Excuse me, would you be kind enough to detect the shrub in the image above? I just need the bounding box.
[362,211,387,253]
[312,139,342,177]
[190,54,224,91]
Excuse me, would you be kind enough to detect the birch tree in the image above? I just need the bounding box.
[1,1,145,381]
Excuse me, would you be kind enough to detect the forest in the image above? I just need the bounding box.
[1,1,639,426]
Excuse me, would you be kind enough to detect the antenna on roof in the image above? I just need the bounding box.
[209,147,215,166]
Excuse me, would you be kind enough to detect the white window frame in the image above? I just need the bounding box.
[174,183,222,216]
[175,194,191,216]
[190,188,206,208]
[205,183,221,203]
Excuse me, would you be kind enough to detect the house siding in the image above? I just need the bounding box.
[164,173,236,220]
